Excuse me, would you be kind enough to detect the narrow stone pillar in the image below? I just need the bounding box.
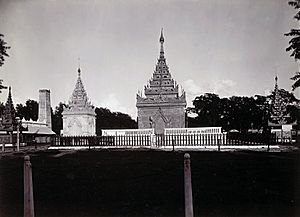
[184,153,194,217]
[24,155,35,217]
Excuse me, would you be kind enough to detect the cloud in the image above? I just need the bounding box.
[182,79,203,96]
[263,89,272,96]
[182,79,206,107]
[210,79,237,97]
[182,79,237,106]
[95,93,136,119]
[0,89,24,106]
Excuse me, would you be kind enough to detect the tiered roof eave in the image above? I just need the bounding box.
[137,29,186,106]
[63,68,96,116]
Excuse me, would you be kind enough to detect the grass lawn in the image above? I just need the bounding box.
[0,149,299,217]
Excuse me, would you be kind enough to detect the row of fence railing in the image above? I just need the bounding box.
[51,132,293,147]
[0,132,296,150]
[0,134,54,145]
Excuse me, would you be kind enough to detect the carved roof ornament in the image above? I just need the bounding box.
[268,76,295,126]
[64,67,95,115]
[137,29,186,103]
[1,86,17,131]
[69,68,90,108]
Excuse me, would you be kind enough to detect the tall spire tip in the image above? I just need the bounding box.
[77,57,81,77]
[160,28,164,43]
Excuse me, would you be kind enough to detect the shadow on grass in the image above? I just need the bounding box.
[0,150,299,217]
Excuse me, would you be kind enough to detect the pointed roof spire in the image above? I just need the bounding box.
[6,86,14,110]
[1,86,16,130]
[68,67,91,109]
[8,86,11,98]
[160,28,164,43]
[78,67,81,77]
[78,57,81,77]
[274,75,278,91]
[159,28,164,58]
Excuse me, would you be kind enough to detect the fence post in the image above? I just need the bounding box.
[267,136,270,152]
[184,153,194,217]
[172,137,175,152]
[24,155,35,217]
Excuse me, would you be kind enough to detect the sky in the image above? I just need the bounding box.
[0,0,299,119]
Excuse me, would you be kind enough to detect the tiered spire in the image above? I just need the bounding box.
[68,67,92,110]
[269,76,289,125]
[136,29,187,133]
[143,29,183,99]
[1,87,17,130]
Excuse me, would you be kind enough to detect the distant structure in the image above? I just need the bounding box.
[62,67,96,136]
[21,88,55,139]
[0,87,55,144]
[38,89,52,129]
[268,76,296,138]
[136,30,186,134]
[0,87,17,131]
[268,76,292,126]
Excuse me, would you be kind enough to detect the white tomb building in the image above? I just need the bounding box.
[62,67,96,136]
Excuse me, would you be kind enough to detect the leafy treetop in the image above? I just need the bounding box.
[0,34,10,67]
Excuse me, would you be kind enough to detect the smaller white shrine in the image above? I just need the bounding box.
[62,67,96,136]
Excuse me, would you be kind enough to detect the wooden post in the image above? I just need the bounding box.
[17,121,20,152]
[184,153,194,217]
[24,155,35,217]
[10,131,15,151]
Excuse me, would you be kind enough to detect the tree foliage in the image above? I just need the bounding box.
[51,102,66,134]
[0,80,7,93]
[0,102,5,116]
[0,34,10,67]
[188,90,299,132]
[16,100,39,121]
[95,107,137,135]
[0,34,9,93]
[291,72,300,90]
[285,0,300,90]
[269,88,299,125]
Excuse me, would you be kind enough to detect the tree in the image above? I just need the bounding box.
[188,92,299,132]
[0,34,10,93]
[285,0,300,90]
[0,102,4,116]
[190,93,223,127]
[95,107,137,135]
[268,88,300,125]
[16,100,39,121]
[188,89,299,132]
[0,80,7,93]
[51,102,66,134]
[291,72,300,91]
[0,34,10,67]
